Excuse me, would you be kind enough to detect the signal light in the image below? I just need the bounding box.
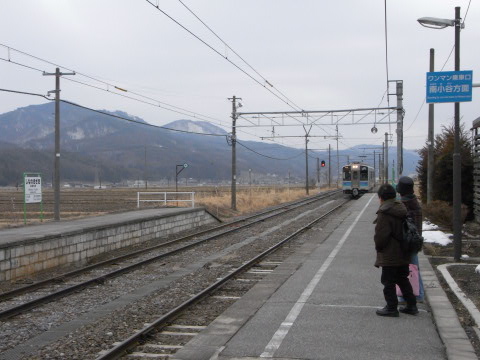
[321,160,326,167]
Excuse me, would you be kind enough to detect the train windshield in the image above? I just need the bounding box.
[343,166,351,180]
[360,166,369,181]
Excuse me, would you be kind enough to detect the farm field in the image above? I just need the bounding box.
[0,185,331,228]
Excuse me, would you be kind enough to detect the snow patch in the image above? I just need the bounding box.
[67,128,85,140]
[423,230,452,246]
[422,221,439,231]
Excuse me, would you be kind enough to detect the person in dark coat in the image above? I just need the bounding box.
[374,184,418,317]
[397,176,424,302]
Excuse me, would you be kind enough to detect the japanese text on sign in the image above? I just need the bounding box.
[25,175,42,204]
[426,70,473,103]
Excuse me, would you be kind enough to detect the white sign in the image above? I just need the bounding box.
[25,175,42,203]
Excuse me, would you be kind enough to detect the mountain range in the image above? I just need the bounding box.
[0,102,421,186]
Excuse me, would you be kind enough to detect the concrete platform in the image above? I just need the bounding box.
[173,194,477,360]
[0,207,218,281]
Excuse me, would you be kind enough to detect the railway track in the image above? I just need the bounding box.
[96,200,348,359]
[0,190,342,321]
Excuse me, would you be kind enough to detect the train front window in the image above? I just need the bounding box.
[343,167,351,181]
[360,166,368,181]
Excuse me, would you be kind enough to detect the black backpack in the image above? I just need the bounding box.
[399,216,424,254]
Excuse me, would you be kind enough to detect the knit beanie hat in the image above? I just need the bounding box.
[397,176,414,195]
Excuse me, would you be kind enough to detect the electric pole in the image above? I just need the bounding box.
[144,145,147,189]
[328,144,331,188]
[228,96,241,211]
[396,81,404,179]
[43,68,75,221]
[384,134,389,183]
[304,125,312,195]
[427,48,435,204]
[336,125,340,188]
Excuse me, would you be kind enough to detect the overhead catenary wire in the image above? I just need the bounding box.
[0,45,265,140]
[144,0,303,113]
[236,140,305,161]
[0,86,313,164]
[0,87,225,137]
[175,0,303,112]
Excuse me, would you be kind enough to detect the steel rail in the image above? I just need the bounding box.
[96,200,348,360]
[0,191,341,320]
[0,190,339,302]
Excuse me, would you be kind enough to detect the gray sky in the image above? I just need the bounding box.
[0,0,478,152]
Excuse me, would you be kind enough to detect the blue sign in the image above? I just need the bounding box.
[426,70,473,103]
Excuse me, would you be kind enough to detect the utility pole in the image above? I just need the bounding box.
[317,158,320,187]
[373,150,376,187]
[427,48,435,205]
[453,6,462,261]
[228,96,241,211]
[144,145,147,189]
[336,125,340,188]
[305,135,309,195]
[396,81,404,179]
[384,134,389,183]
[249,168,252,199]
[328,144,331,188]
[43,67,75,221]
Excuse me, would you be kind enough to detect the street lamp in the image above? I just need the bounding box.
[418,7,463,261]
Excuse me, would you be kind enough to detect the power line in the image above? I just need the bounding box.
[175,0,303,111]
[0,44,263,139]
[236,140,304,161]
[0,87,226,137]
[0,86,314,163]
[144,0,303,113]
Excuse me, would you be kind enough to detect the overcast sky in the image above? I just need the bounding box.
[0,0,478,153]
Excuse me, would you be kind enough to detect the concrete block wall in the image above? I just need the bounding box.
[0,208,217,282]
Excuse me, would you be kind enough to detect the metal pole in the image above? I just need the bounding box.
[384,133,389,183]
[144,146,147,189]
[427,48,435,204]
[43,68,74,221]
[328,144,331,188]
[453,6,462,261]
[396,81,403,179]
[336,125,340,188]
[249,168,252,199]
[317,158,320,186]
[54,68,60,220]
[373,150,376,187]
[305,135,309,195]
[229,96,240,211]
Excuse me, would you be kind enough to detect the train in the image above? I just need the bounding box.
[342,162,375,198]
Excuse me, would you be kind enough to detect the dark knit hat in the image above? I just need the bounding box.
[397,176,414,195]
[377,184,396,201]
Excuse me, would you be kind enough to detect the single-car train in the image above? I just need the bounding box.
[342,162,375,198]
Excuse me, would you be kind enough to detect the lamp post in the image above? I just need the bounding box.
[418,7,463,261]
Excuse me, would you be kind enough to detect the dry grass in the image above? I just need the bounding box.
[0,186,336,228]
[197,187,331,219]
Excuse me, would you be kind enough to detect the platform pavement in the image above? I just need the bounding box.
[173,193,477,360]
[0,207,199,247]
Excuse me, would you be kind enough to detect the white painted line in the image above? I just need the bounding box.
[315,303,428,313]
[143,344,183,349]
[260,195,375,358]
[159,331,197,336]
[437,263,480,327]
[127,353,169,358]
[167,325,206,330]
[211,295,241,300]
